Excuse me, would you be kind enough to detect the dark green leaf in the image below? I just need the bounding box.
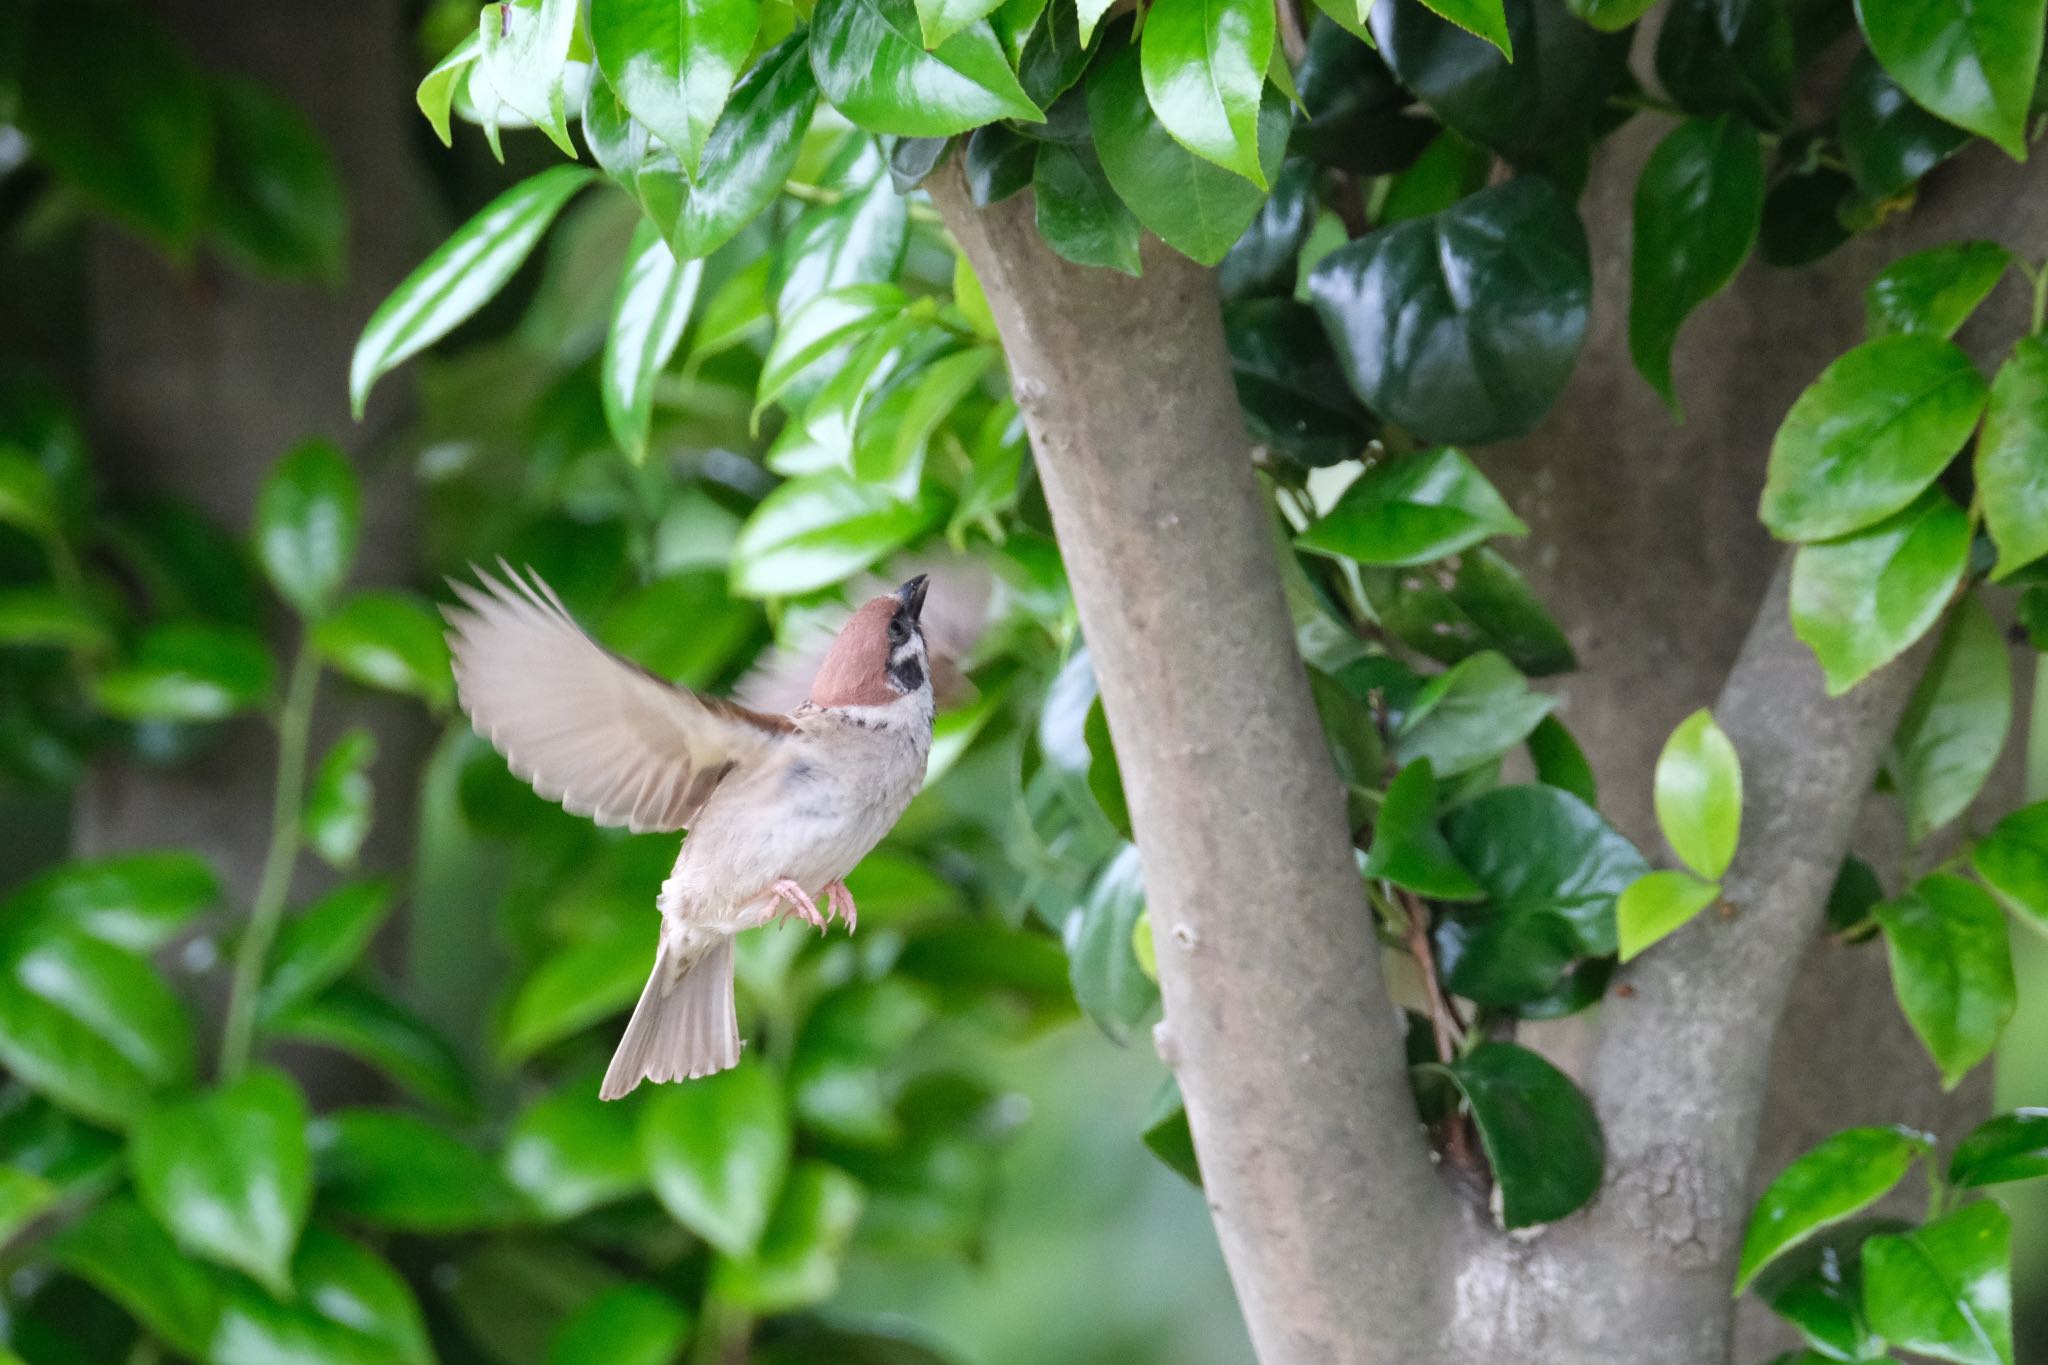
[1950,1110,2048,1188]
[1139,0,1277,184]
[1141,1077,1201,1185]
[93,622,275,722]
[1223,297,1374,467]
[304,729,377,868]
[205,77,347,283]
[1065,843,1157,1041]
[48,1194,220,1357]
[269,981,476,1118]
[1289,22,1436,173]
[209,1225,433,1365]
[790,978,935,1145]
[1308,177,1591,445]
[0,929,195,1127]
[1629,115,1764,411]
[256,439,360,618]
[730,473,943,597]
[1616,868,1722,961]
[965,123,1038,203]
[1752,1218,1898,1362]
[1018,0,1098,105]
[1838,50,1972,202]
[312,591,453,706]
[640,1060,791,1255]
[1886,595,2011,840]
[1528,714,1598,803]
[1363,758,1486,900]
[1974,800,2048,929]
[500,925,649,1062]
[313,1109,526,1231]
[1877,874,2015,1088]
[1433,1041,1602,1227]
[589,0,759,174]
[131,1068,312,1296]
[1367,547,1577,676]
[350,166,594,416]
[1857,0,2042,157]
[547,1284,692,1365]
[1655,708,1743,880]
[809,0,1043,134]
[1862,1200,2014,1365]
[1977,336,2048,580]
[1300,447,1526,566]
[1393,651,1555,777]
[1220,159,1316,300]
[1759,164,1857,267]
[1032,141,1141,274]
[602,220,704,463]
[1654,0,1796,127]
[1788,489,1971,695]
[1827,854,1886,936]
[1868,242,2011,341]
[711,1161,866,1312]
[1736,1124,1929,1293]
[1,851,219,952]
[259,881,394,1023]
[504,1083,647,1220]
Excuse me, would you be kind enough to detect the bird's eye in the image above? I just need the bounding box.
[888,617,909,646]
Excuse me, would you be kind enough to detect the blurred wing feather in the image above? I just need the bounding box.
[445,565,793,833]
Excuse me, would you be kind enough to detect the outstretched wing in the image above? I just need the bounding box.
[444,565,794,834]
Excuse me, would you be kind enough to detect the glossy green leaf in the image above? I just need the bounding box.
[1017,0,1097,104]
[1066,844,1156,1041]
[1760,164,1858,268]
[917,0,1009,47]
[1140,0,1276,185]
[964,123,1038,204]
[1886,596,2011,841]
[48,1194,220,1357]
[1,851,219,952]
[1856,0,2043,158]
[94,622,275,722]
[259,880,394,1023]
[350,166,594,416]
[602,221,704,462]
[712,1161,866,1311]
[256,438,359,617]
[1654,0,1796,128]
[1363,759,1485,900]
[853,345,994,485]
[1616,869,1722,962]
[313,591,453,706]
[1528,714,1598,804]
[1300,448,1526,567]
[1737,1125,1929,1293]
[1977,336,2048,580]
[478,0,579,155]
[131,1068,311,1296]
[1393,651,1556,777]
[304,729,376,869]
[269,981,476,1118]
[1308,177,1591,445]
[1974,801,2048,929]
[1032,141,1141,275]
[505,1084,647,1220]
[1839,49,1973,201]
[209,1225,433,1365]
[1629,115,1764,411]
[1862,1201,2014,1365]
[757,283,908,413]
[1788,490,1971,695]
[1432,1042,1602,1227]
[1868,242,2011,340]
[1366,547,1576,677]
[590,0,759,174]
[500,924,650,1062]
[641,1060,791,1255]
[1761,335,1987,542]
[1412,0,1513,51]
[1877,874,2015,1088]
[730,472,942,597]
[1655,707,1743,880]
[314,1109,526,1231]
[1220,159,1316,299]
[205,77,348,284]
[1950,1110,2048,1188]
[809,0,1042,134]
[0,928,194,1127]
[417,31,480,146]
[1225,296,1375,466]
[1752,1218,1899,1362]
[547,1284,692,1365]
[1088,27,1287,264]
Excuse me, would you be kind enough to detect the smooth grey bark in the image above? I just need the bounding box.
[931,160,1465,1365]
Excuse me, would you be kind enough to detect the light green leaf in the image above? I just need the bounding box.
[313,591,453,706]
[1065,843,1157,1042]
[210,1225,434,1365]
[1977,336,2048,580]
[1862,1200,2015,1365]
[757,283,908,414]
[304,728,377,868]
[1140,0,1277,185]
[0,851,219,953]
[640,1061,791,1255]
[1856,0,2043,158]
[1298,447,1526,567]
[602,221,705,463]
[590,0,759,174]
[1735,1125,1929,1293]
[417,31,481,146]
[1788,490,1971,696]
[256,438,360,617]
[259,880,395,1023]
[1950,1110,2048,1188]
[1654,707,1742,879]
[916,0,1010,47]
[1867,242,2012,340]
[48,1195,221,1357]
[0,929,194,1127]
[1616,869,1721,962]
[1877,874,2016,1089]
[547,1284,693,1365]
[809,0,1044,134]
[499,925,650,1062]
[505,1084,647,1221]
[730,473,943,597]
[93,622,275,722]
[1886,596,2011,841]
[313,1109,526,1231]
[1974,801,2048,930]
[711,1161,866,1312]
[479,0,580,155]
[268,981,476,1118]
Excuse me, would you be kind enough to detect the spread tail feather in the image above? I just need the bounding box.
[600,934,739,1100]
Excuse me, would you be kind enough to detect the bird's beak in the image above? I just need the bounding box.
[895,574,929,622]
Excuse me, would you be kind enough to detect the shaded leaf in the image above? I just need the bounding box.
[304,729,377,869]
[1974,801,2048,929]
[1886,595,2011,841]
[313,1109,526,1231]
[1877,874,2015,1088]
[1393,651,1555,777]
[93,622,275,722]
[1363,758,1485,900]
[1432,1041,1602,1227]
[1736,1125,1929,1293]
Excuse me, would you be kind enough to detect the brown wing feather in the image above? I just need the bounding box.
[444,565,792,834]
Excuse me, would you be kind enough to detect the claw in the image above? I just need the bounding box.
[824,879,858,934]
[765,878,828,933]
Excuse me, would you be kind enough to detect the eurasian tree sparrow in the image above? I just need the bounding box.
[443,566,935,1099]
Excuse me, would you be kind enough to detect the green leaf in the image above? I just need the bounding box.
[1432,1041,1602,1227]
[1752,1218,1899,1362]
[1867,242,2011,340]
[602,221,705,463]
[313,591,453,706]
[0,446,60,539]
[1139,0,1277,185]
[304,729,377,868]
[269,981,476,1118]
[1886,596,2011,841]
[1977,336,2048,580]
[256,438,360,617]
[791,979,936,1146]
[94,622,275,722]
[500,924,650,1062]
[730,472,942,597]
[1565,0,1657,29]
[1032,141,1142,275]
[1065,843,1157,1041]
[1362,759,1485,900]
[757,283,908,413]
[1414,0,1513,52]
[205,77,348,284]
[1974,801,2048,929]
[917,0,1010,47]
[48,1194,220,1357]
[1,851,219,952]
[313,1109,526,1231]
[1839,49,1973,201]
[0,1165,56,1246]
[350,166,594,416]
[0,587,111,653]
[1654,707,1743,880]
[15,1,211,252]
[1828,854,1886,937]
[712,1161,866,1312]
[1528,714,1598,804]
[547,1284,693,1365]
[1088,25,1287,264]
[1225,296,1376,467]
[1760,164,1858,268]
[478,0,580,155]
[1299,447,1526,567]
[0,928,195,1127]
[1862,1201,2015,1365]
[1877,874,2015,1088]
[1393,651,1556,777]
[504,1084,647,1220]
[1950,1110,2048,1188]
[1653,0,1796,128]
[809,0,1043,134]
[1628,115,1764,411]
[1077,0,1119,43]
[1141,1078,1202,1185]
[1789,490,1971,695]
[1308,176,1591,446]
[1366,546,1576,677]
[131,1068,312,1296]
[259,880,394,1023]
[589,0,759,175]
[640,1060,791,1256]
[417,31,480,146]
[964,122,1038,204]
[1761,335,1988,542]
[1018,0,1098,104]
[1856,0,2043,158]
[1737,1125,1929,1293]
[1616,869,1722,962]
[210,1225,433,1365]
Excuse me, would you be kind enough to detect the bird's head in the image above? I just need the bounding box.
[808,575,931,710]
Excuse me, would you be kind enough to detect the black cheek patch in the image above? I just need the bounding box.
[890,656,925,693]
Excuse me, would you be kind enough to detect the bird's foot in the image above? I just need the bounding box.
[766,878,828,934]
[824,879,858,933]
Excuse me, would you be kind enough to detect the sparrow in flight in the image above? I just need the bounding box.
[444,566,935,1098]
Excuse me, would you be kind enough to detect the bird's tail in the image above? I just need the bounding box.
[599,932,739,1100]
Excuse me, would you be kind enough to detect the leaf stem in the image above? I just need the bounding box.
[2032,257,2048,335]
[219,634,321,1080]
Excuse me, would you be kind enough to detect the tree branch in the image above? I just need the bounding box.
[930,161,1463,1364]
